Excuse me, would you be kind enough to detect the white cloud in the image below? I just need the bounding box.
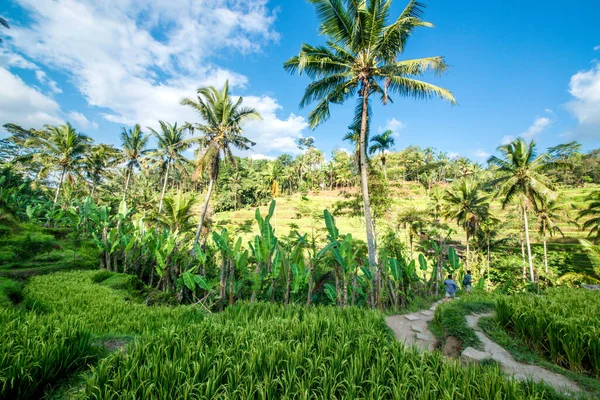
[380,118,406,137]
[565,62,600,133]
[521,116,552,139]
[0,49,62,94]
[501,135,515,145]
[241,95,309,155]
[248,153,275,161]
[67,111,98,130]
[544,108,553,114]
[0,67,63,133]
[0,49,37,70]
[6,0,299,148]
[594,45,600,51]
[34,70,62,94]
[473,149,490,158]
[447,151,459,159]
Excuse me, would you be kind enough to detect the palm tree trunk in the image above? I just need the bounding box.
[122,167,132,203]
[543,220,548,274]
[382,155,387,182]
[487,238,491,277]
[234,182,237,211]
[306,260,313,306]
[194,177,215,246]
[53,166,67,205]
[158,161,171,213]
[520,227,527,280]
[465,231,470,267]
[358,81,378,307]
[523,206,535,282]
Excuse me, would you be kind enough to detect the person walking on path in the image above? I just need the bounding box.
[463,270,473,294]
[443,275,458,302]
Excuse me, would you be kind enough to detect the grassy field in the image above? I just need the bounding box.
[496,288,600,377]
[212,183,598,246]
[1,270,571,399]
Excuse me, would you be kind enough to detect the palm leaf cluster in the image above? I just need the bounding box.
[285,0,456,127]
[579,191,600,243]
[181,80,261,245]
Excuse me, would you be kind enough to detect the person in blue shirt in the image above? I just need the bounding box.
[463,270,473,294]
[443,274,458,302]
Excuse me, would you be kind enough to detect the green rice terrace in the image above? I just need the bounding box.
[1,0,600,399]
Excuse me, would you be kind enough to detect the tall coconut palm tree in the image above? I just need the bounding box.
[443,179,490,266]
[579,191,600,244]
[488,138,553,282]
[285,0,456,291]
[396,207,426,258]
[369,129,395,180]
[536,196,566,274]
[147,121,192,213]
[228,170,243,211]
[477,217,501,276]
[22,123,92,205]
[83,144,120,197]
[120,124,150,202]
[181,81,261,246]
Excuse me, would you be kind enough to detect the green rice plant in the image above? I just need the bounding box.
[496,288,600,377]
[9,271,571,399]
[79,302,562,400]
[0,309,100,399]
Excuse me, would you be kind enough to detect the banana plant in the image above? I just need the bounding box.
[446,246,462,274]
[213,229,248,309]
[248,200,278,302]
[180,243,213,301]
[320,210,361,307]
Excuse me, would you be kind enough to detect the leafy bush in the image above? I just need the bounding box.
[99,273,144,293]
[91,270,113,283]
[496,288,600,377]
[6,232,56,260]
[0,248,17,264]
[0,277,22,307]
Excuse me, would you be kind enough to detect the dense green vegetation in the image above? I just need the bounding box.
[496,289,600,377]
[0,271,571,399]
[1,0,600,397]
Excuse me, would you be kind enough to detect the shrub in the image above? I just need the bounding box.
[145,288,179,307]
[99,273,144,293]
[91,270,113,283]
[10,232,56,259]
[0,277,22,307]
[0,248,17,264]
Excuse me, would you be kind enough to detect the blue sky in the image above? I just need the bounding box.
[1,0,599,162]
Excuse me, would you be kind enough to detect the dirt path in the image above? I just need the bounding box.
[465,313,579,393]
[386,304,580,394]
[385,300,443,352]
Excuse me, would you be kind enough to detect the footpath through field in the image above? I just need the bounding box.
[464,313,579,393]
[385,302,580,394]
[385,300,443,352]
